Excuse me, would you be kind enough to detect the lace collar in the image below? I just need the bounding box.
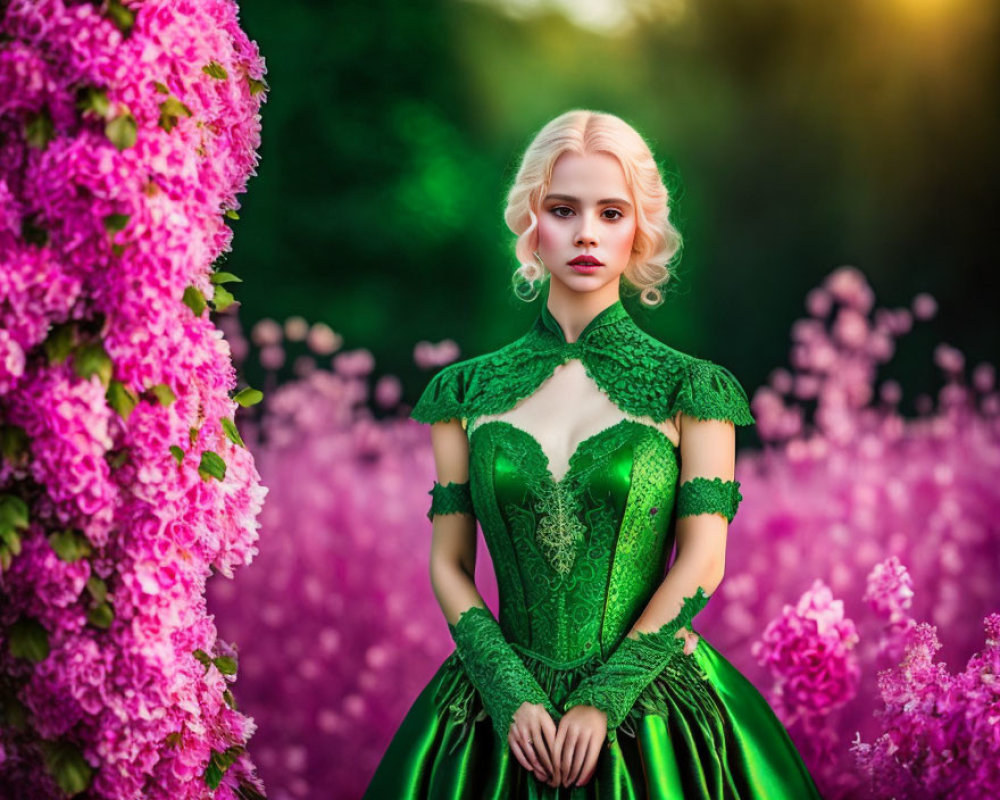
[532,297,634,354]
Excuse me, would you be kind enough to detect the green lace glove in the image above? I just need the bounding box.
[449,605,560,743]
[561,587,710,744]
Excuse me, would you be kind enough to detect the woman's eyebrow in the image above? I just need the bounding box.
[544,193,633,208]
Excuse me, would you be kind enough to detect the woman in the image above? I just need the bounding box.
[364,110,824,798]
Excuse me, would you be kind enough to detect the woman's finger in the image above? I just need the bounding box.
[577,737,602,786]
[560,732,578,787]
[508,735,533,774]
[567,732,589,785]
[540,714,560,784]
[532,720,555,779]
[521,736,546,779]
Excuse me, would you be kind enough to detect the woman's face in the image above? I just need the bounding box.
[536,151,637,296]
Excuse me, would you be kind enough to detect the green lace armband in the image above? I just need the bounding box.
[677,477,743,523]
[427,480,474,521]
[561,587,711,744]
[449,605,559,743]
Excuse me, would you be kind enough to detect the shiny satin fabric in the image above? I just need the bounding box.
[363,631,823,799]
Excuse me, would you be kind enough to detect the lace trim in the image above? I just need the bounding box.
[445,605,558,745]
[409,303,755,429]
[561,587,711,744]
[677,477,743,524]
[426,480,474,521]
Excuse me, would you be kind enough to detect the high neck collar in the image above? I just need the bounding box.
[538,297,631,344]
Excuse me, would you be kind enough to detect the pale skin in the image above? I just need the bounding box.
[428,151,733,788]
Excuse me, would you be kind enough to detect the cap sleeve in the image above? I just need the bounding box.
[676,358,755,426]
[410,362,469,424]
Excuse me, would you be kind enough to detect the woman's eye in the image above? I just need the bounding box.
[603,209,624,220]
[551,206,573,218]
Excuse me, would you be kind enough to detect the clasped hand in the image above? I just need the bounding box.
[508,628,700,787]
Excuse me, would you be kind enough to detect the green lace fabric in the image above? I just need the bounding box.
[409,298,756,429]
[677,477,744,523]
[447,605,560,744]
[426,480,474,521]
[562,587,711,744]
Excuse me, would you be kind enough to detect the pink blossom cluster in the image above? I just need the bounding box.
[851,562,1000,798]
[751,578,861,722]
[1,1,269,797]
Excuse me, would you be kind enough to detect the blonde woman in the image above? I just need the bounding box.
[365,110,823,798]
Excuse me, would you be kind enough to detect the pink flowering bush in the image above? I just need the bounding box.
[206,266,998,800]
[1,0,269,797]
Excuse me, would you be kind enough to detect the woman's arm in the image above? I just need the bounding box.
[427,419,483,624]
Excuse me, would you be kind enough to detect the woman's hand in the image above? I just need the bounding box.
[551,704,607,788]
[508,702,559,784]
[676,626,700,655]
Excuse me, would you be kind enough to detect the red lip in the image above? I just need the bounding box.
[569,256,603,266]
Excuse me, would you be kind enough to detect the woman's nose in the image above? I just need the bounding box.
[575,214,598,246]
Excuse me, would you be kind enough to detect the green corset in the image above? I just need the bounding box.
[471,418,679,664]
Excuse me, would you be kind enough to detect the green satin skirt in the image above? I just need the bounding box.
[363,632,824,799]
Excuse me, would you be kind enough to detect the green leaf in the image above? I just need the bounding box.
[105,111,137,151]
[213,655,237,675]
[9,616,50,662]
[204,746,244,789]
[0,527,21,556]
[158,95,193,133]
[0,549,13,572]
[203,61,228,80]
[154,81,170,94]
[198,451,226,482]
[149,383,177,406]
[40,739,94,795]
[223,688,236,710]
[0,424,30,465]
[0,494,29,532]
[87,601,114,629]
[247,76,269,96]
[212,284,236,312]
[164,731,182,747]
[43,322,76,365]
[105,0,135,33]
[210,271,243,285]
[220,417,245,448]
[86,575,107,603]
[193,648,213,673]
[72,341,113,386]
[233,387,263,407]
[224,209,240,220]
[183,285,207,316]
[47,528,92,562]
[189,426,199,446]
[76,86,110,117]
[103,213,130,234]
[107,379,139,420]
[169,445,185,465]
[24,109,55,149]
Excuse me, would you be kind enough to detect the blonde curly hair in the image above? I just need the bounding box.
[505,109,683,307]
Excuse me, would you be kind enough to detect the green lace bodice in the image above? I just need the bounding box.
[412,295,755,743]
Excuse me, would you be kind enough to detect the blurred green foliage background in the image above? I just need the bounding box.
[229,0,998,425]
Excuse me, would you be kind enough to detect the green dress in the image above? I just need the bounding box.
[364,297,823,799]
